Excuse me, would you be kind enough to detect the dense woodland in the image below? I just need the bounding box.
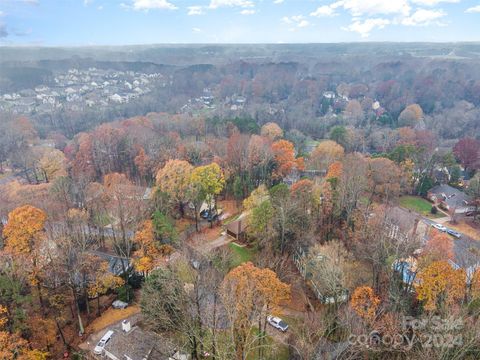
[0,44,480,359]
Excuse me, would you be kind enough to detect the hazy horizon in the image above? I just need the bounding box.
[1,0,480,46]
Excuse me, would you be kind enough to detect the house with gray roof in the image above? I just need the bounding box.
[102,321,187,360]
[427,184,474,214]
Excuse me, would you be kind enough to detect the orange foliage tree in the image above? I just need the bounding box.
[220,262,291,360]
[3,205,47,309]
[420,232,454,267]
[133,219,159,276]
[326,161,343,184]
[271,139,304,179]
[470,269,480,301]
[0,305,48,359]
[350,286,381,324]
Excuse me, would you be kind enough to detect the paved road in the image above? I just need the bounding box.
[421,217,480,269]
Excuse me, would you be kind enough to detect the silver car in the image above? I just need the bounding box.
[112,300,129,309]
[432,223,447,232]
[267,315,289,332]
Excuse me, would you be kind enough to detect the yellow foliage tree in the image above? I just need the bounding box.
[190,162,225,227]
[416,260,466,312]
[37,148,67,182]
[221,262,290,360]
[156,159,193,217]
[260,122,283,140]
[88,262,125,315]
[3,205,47,255]
[309,140,344,171]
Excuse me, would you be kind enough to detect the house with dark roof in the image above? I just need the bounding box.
[88,250,132,276]
[427,184,474,214]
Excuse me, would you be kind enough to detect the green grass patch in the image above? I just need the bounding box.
[399,196,443,218]
[228,242,255,267]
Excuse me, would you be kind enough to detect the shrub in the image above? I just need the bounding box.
[431,206,438,215]
[117,284,134,303]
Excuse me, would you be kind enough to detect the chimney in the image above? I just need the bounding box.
[122,319,131,333]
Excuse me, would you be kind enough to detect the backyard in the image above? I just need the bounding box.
[399,196,444,218]
[228,242,255,267]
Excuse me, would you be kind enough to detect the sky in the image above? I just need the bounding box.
[0,0,480,45]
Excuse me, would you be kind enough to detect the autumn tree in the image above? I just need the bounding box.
[336,153,368,223]
[225,130,251,199]
[271,139,304,179]
[352,206,420,293]
[134,146,151,181]
[141,267,187,334]
[220,262,290,360]
[260,122,283,141]
[453,137,480,173]
[416,260,466,312]
[307,240,349,307]
[420,232,454,267]
[350,286,380,324]
[325,161,343,186]
[247,134,273,185]
[398,104,424,127]
[190,162,225,228]
[367,157,402,203]
[37,148,67,182]
[467,174,480,220]
[3,205,47,310]
[0,305,48,359]
[344,99,364,123]
[103,172,147,259]
[309,140,344,172]
[88,262,125,316]
[156,159,193,217]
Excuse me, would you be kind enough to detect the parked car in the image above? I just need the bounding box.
[94,330,114,355]
[112,300,129,309]
[267,315,288,332]
[432,223,447,232]
[447,229,462,238]
[200,209,222,222]
[466,210,478,217]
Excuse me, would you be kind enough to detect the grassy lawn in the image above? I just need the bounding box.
[399,196,443,218]
[228,242,255,267]
[86,304,140,333]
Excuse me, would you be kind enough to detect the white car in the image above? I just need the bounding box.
[112,300,129,309]
[267,315,288,332]
[94,330,114,355]
[432,223,447,232]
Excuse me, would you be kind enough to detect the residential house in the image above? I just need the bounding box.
[293,247,348,304]
[322,91,336,99]
[102,320,188,360]
[427,184,474,214]
[226,218,247,241]
[88,250,132,276]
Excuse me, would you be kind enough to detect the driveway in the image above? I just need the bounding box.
[422,217,480,269]
[78,313,141,356]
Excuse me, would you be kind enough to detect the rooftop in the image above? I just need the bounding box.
[103,325,178,360]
